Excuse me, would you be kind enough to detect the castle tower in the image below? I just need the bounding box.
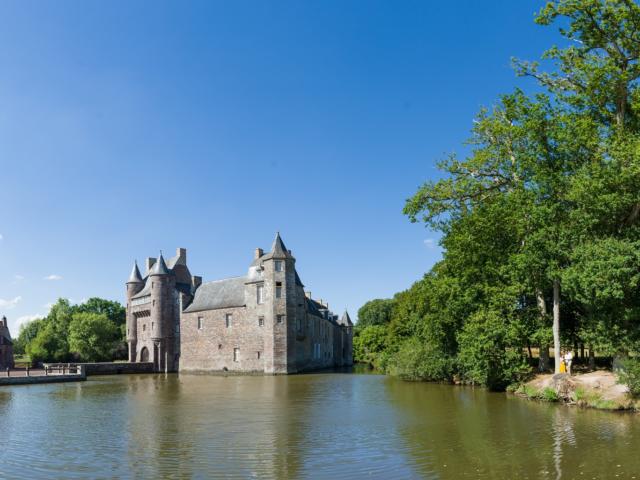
[149,253,176,372]
[0,315,15,369]
[125,261,144,362]
[260,232,299,374]
[339,310,354,366]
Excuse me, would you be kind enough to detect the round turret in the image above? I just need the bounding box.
[150,253,174,341]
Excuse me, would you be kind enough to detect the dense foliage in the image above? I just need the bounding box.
[14,298,126,364]
[355,0,640,390]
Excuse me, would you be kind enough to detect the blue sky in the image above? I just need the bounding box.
[0,1,559,333]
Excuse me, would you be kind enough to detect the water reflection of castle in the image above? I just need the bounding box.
[126,233,353,373]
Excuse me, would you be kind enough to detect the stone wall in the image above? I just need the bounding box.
[45,362,154,375]
[180,306,265,373]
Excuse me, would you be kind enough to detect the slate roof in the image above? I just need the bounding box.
[183,277,246,313]
[306,297,323,317]
[262,232,293,260]
[340,311,353,326]
[127,261,143,283]
[150,254,170,276]
[131,278,151,299]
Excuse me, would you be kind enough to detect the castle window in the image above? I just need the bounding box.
[218,343,222,350]
[296,317,302,332]
[225,313,233,328]
[256,284,264,304]
[275,282,283,299]
[233,348,240,362]
[277,314,285,324]
[152,322,155,331]
[258,316,264,327]
[257,351,261,359]
[197,317,203,330]
[143,324,146,332]
[275,260,283,272]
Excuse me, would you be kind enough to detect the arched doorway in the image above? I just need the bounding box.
[140,347,149,362]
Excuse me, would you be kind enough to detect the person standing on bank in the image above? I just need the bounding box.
[564,350,573,376]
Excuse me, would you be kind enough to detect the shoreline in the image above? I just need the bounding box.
[511,370,638,412]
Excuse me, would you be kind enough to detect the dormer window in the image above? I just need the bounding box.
[275,260,283,272]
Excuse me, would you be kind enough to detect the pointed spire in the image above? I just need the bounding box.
[340,310,353,326]
[127,261,143,283]
[150,252,170,276]
[271,231,290,257]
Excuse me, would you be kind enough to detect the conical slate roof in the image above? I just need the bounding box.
[150,253,170,276]
[271,232,290,257]
[127,261,143,283]
[271,232,289,257]
[340,310,353,326]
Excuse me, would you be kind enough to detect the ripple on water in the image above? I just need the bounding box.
[2,374,640,479]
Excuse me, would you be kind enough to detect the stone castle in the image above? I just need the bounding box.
[0,316,15,370]
[126,233,353,374]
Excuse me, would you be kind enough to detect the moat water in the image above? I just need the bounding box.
[1,370,640,479]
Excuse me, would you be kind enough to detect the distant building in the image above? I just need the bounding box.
[0,316,15,370]
[126,233,353,374]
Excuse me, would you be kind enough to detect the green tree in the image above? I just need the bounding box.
[357,299,395,328]
[68,312,120,362]
[13,317,45,355]
[75,297,126,327]
[353,325,388,368]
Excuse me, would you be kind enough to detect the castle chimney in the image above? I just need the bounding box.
[305,291,311,299]
[146,257,157,274]
[192,275,202,290]
[254,248,264,259]
[0,315,6,327]
[176,248,187,263]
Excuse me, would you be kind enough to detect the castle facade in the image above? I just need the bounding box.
[0,316,15,370]
[126,234,353,374]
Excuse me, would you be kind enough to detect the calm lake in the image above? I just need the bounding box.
[1,370,639,479]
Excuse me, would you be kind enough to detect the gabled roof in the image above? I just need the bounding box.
[150,253,170,276]
[127,261,143,283]
[184,277,246,313]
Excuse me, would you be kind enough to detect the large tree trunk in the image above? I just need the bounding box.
[536,289,550,372]
[553,279,561,374]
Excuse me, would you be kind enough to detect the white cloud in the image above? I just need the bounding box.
[0,296,22,309]
[423,238,438,249]
[14,314,42,331]
[0,233,3,240]
[14,275,24,281]
[43,274,63,281]
[43,302,55,311]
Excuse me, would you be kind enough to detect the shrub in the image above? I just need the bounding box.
[387,337,454,382]
[457,310,530,390]
[617,358,640,397]
[353,325,388,367]
[540,387,559,402]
